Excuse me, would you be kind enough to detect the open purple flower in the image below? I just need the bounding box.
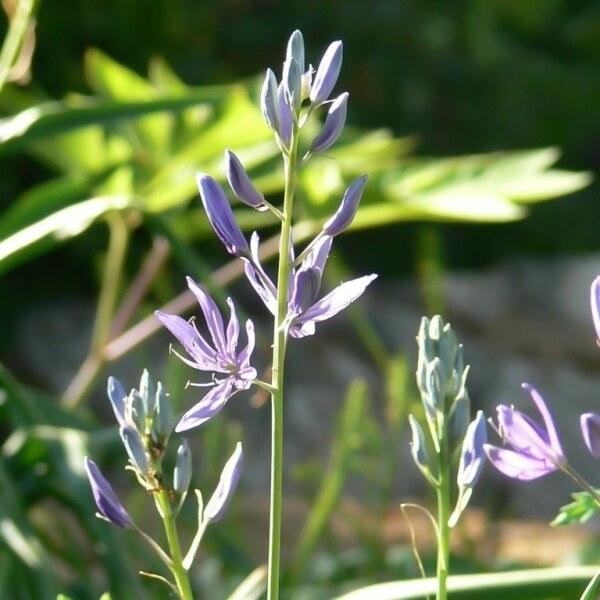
[155,277,257,432]
[84,457,133,529]
[244,233,377,338]
[484,383,565,480]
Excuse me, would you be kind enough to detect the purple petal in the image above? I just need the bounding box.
[304,235,332,272]
[175,379,236,432]
[84,457,133,528]
[581,413,600,459]
[521,383,564,460]
[196,174,249,257]
[107,377,127,427]
[457,411,487,488]
[592,276,600,342]
[204,442,244,522]
[155,310,218,371]
[236,319,257,383]
[186,277,228,358]
[483,444,557,480]
[225,298,240,356]
[225,150,267,210]
[322,174,368,237]
[291,267,322,314]
[310,92,348,155]
[260,69,279,134]
[299,273,377,325]
[310,41,343,105]
[277,83,293,147]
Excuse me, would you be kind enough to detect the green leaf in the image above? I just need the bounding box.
[551,490,600,526]
[579,573,600,600]
[0,194,133,275]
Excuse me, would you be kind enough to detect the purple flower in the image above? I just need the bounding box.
[204,442,244,522]
[196,174,250,257]
[310,92,348,155]
[309,41,343,106]
[225,150,267,211]
[244,233,377,338]
[484,383,565,480]
[84,457,133,529]
[457,410,487,488]
[592,276,600,343]
[155,277,257,432]
[581,413,600,458]
[322,174,368,237]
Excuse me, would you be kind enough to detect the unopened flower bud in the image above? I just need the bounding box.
[447,388,471,451]
[120,425,149,475]
[225,150,267,211]
[409,415,435,484]
[277,83,293,148]
[84,457,133,529]
[592,277,600,343]
[204,442,243,522]
[139,369,155,422]
[283,57,302,113]
[173,440,192,495]
[310,41,343,105]
[581,413,600,458]
[310,92,348,155]
[260,69,279,135]
[126,389,146,433]
[286,30,305,74]
[322,173,367,236]
[457,410,487,488]
[107,376,127,427]
[197,173,250,257]
[152,381,173,442]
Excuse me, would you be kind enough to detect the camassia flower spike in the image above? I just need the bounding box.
[244,233,377,338]
[484,383,566,480]
[155,277,257,432]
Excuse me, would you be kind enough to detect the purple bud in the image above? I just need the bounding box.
[173,439,192,495]
[286,30,305,74]
[120,426,150,475]
[196,174,250,257]
[84,457,133,529]
[309,41,343,105]
[283,57,302,112]
[260,69,279,134]
[457,410,487,488]
[310,92,348,155]
[592,277,600,343]
[277,83,293,148]
[581,413,600,458]
[225,150,267,211]
[204,442,243,522]
[322,174,368,237]
[107,376,127,427]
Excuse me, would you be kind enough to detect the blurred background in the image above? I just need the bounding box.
[1,1,600,598]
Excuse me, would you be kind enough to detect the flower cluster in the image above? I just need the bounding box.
[485,276,600,483]
[84,372,244,531]
[410,315,487,527]
[156,30,376,432]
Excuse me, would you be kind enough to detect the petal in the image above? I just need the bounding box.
[290,266,322,314]
[225,150,266,210]
[483,444,556,480]
[236,319,256,376]
[196,173,249,257]
[84,457,133,528]
[310,92,348,155]
[225,297,240,356]
[175,379,236,432]
[581,412,600,458]
[522,383,564,460]
[322,174,368,237]
[304,235,332,271]
[457,410,487,488]
[204,442,244,522]
[592,276,600,342]
[299,273,377,325]
[497,405,555,461]
[155,310,218,370]
[260,69,279,134]
[186,277,228,358]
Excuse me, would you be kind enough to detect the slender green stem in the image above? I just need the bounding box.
[0,0,35,94]
[560,463,600,507]
[435,423,451,600]
[155,490,194,600]
[267,132,299,600]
